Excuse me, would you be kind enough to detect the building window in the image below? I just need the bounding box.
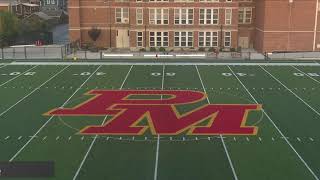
[174,32,193,47]
[226,0,232,2]
[199,32,218,47]
[176,0,193,1]
[150,0,168,1]
[116,8,129,23]
[199,0,219,2]
[149,9,169,25]
[174,9,193,25]
[199,9,219,25]
[239,7,252,24]
[136,8,143,25]
[149,32,169,47]
[225,9,232,25]
[137,32,143,47]
[224,31,231,47]
[51,0,55,4]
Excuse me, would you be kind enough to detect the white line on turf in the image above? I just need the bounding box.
[291,66,320,84]
[0,65,70,118]
[0,64,9,69]
[9,61,320,66]
[195,65,239,180]
[72,65,133,180]
[0,65,38,87]
[228,65,319,180]
[9,65,102,162]
[153,64,165,180]
[260,65,320,117]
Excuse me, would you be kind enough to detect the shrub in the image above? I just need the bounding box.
[230,48,236,52]
[208,47,217,52]
[139,48,146,52]
[198,47,205,52]
[150,47,157,52]
[159,47,166,52]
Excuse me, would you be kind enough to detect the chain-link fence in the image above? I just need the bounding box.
[0,44,72,60]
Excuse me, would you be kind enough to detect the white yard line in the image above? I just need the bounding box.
[195,65,239,180]
[9,65,102,162]
[260,65,320,117]
[9,61,320,66]
[228,65,319,180]
[153,64,165,180]
[0,65,38,87]
[0,64,9,69]
[72,65,133,180]
[0,65,70,118]
[291,65,320,84]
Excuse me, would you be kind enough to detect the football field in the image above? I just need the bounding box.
[0,62,320,180]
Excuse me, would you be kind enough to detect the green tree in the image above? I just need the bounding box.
[0,12,20,47]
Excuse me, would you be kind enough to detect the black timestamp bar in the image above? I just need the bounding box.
[0,161,54,178]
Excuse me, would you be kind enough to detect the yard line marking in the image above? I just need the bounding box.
[9,65,102,162]
[228,65,319,180]
[291,66,320,84]
[195,65,239,180]
[72,65,133,180]
[153,64,165,180]
[0,65,38,87]
[260,66,320,117]
[0,65,70,118]
[0,64,9,69]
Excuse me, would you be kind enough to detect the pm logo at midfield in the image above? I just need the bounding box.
[45,90,262,135]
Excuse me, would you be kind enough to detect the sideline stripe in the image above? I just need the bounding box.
[153,64,165,180]
[291,66,320,84]
[0,65,38,87]
[9,65,102,162]
[260,66,320,117]
[9,62,320,66]
[195,65,239,180]
[72,65,133,180]
[0,66,69,118]
[228,65,319,180]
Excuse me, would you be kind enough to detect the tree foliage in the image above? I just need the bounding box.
[0,11,20,47]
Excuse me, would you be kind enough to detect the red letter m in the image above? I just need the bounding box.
[45,90,261,135]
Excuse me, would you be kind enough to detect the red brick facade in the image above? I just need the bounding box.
[69,0,320,52]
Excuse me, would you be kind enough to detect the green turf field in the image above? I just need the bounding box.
[0,62,320,180]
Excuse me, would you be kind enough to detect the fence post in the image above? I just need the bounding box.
[13,48,15,58]
[43,47,46,57]
[61,47,64,60]
[1,48,3,60]
[24,46,27,59]
[85,50,87,59]
[100,51,102,60]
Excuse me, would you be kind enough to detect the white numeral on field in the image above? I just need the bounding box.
[222,73,254,77]
[0,72,36,76]
[293,72,320,77]
[74,72,106,76]
[151,72,176,77]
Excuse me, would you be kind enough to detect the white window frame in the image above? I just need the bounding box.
[137,31,144,47]
[238,7,252,24]
[174,8,194,25]
[199,8,219,25]
[225,8,232,25]
[136,8,143,25]
[149,32,169,47]
[149,8,169,25]
[115,8,129,24]
[174,31,193,47]
[224,31,231,47]
[199,31,218,47]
